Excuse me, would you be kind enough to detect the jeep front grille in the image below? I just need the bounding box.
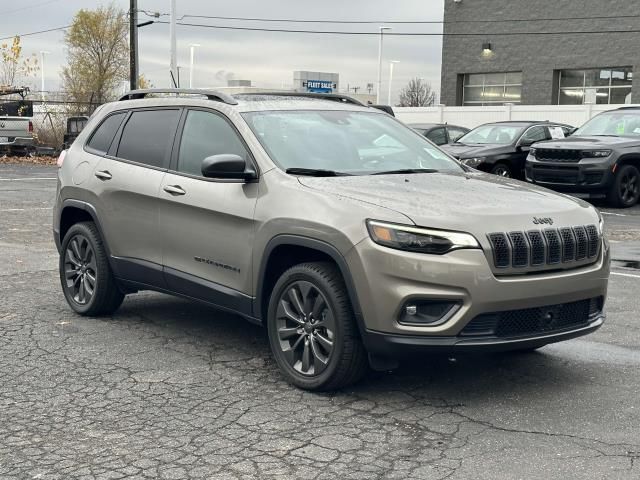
[535,149,582,162]
[487,224,600,270]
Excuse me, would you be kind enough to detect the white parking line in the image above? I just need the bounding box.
[611,271,640,279]
[0,177,57,181]
[1,207,51,212]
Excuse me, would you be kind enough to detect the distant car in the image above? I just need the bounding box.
[62,116,89,150]
[0,88,34,156]
[442,121,574,179]
[409,123,469,146]
[526,106,640,207]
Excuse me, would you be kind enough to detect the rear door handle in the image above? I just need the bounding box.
[95,170,112,180]
[163,185,186,196]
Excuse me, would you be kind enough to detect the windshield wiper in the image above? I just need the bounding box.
[371,168,439,175]
[285,167,351,177]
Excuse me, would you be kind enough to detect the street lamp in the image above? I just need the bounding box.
[189,43,201,88]
[376,26,392,104]
[40,51,50,102]
[388,60,400,105]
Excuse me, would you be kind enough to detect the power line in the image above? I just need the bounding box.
[155,21,640,36]
[143,11,640,24]
[0,25,69,41]
[2,0,63,16]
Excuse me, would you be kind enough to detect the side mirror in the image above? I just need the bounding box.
[201,154,256,180]
[518,139,534,149]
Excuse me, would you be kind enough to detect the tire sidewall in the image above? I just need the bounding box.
[59,223,101,315]
[613,165,640,207]
[267,267,348,389]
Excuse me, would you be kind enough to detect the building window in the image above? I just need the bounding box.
[462,72,522,106]
[558,67,632,105]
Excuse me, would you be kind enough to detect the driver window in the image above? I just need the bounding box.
[521,126,547,144]
[177,110,249,177]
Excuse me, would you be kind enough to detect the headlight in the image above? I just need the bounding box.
[366,220,480,254]
[582,150,611,158]
[597,209,605,234]
[459,157,485,168]
[529,147,537,158]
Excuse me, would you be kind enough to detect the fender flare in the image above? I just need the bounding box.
[254,234,366,335]
[57,199,111,257]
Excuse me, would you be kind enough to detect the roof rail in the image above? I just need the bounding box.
[616,105,640,110]
[236,91,365,106]
[118,88,238,105]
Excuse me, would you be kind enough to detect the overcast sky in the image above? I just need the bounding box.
[1,0,444,103]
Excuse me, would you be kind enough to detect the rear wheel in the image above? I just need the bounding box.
[267,262,368,391]
[607,164,639,208]
[59,221,124,316]
[490,163,513,178]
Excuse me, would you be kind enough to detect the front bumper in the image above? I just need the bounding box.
[525,156,615,193]
[362,316,604,355]
[346,237,609,350]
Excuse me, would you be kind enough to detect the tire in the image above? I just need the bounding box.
[267,262,368,391]
[607,164,640,208]
[59,221,124,316]
[490,163,513,178]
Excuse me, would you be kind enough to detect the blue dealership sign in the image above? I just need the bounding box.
[305,80,334,93]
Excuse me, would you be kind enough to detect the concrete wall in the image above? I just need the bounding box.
[441,0,640,105]
[394,104,633,129]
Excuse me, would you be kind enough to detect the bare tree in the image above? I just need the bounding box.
[0,36,38,88]
[398,78,436,107]
[61,4,128,111]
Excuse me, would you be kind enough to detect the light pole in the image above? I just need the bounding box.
[189,43,200,88]
[40,50,50,102]
[388,60,399,105]
[376,26,392,104]
[169,0,177,87]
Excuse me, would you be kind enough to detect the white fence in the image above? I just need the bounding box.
[394,104,636,129]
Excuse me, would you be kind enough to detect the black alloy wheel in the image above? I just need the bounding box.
[267,262,368,391]
[59,221,124,316]
[63,234,97,305]
[619,166,639,206]
[275,280,335,376]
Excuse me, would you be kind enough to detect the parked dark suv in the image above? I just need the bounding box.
[526,107,640,207]
[443,121,574,179]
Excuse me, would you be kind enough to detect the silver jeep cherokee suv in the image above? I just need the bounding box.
[53,89,610,390]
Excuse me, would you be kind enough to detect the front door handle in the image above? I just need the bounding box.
[163,185,186,196]
[95,170,112,180]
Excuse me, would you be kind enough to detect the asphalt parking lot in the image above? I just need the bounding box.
[1,163,639,480]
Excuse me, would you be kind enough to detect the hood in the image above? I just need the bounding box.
[535,135,640,150]
[297,171,599,239]
[441,143,512,158]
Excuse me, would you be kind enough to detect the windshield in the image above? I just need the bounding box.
[242,110,463,175]
[457,124,525,145]
[574,111,640,137]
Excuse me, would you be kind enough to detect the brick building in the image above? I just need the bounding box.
[440,0,639,106]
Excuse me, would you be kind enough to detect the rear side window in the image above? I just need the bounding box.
[426,127,447,145]
[86,112,126,154]
[448,127,468,142]
[116,109,180,168]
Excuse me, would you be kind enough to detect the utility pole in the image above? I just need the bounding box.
[40,51,50,102]
[376,26,391,104]
[129,0,138,91]
[169,0,178,87]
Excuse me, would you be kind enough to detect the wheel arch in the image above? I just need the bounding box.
[616,154,640,169]
[255,235,365,334]
[57,200,110,256]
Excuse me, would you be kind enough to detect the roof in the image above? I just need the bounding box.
[485,120,571,126]
[112,89,378,115]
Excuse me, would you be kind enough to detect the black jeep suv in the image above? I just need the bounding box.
[526,107,640,207]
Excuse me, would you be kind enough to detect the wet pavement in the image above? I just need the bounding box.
[1,164,639,479]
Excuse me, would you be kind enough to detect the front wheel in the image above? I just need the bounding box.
[267,262,368,391]
[490,163,513,178]
[607,164,640,208]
